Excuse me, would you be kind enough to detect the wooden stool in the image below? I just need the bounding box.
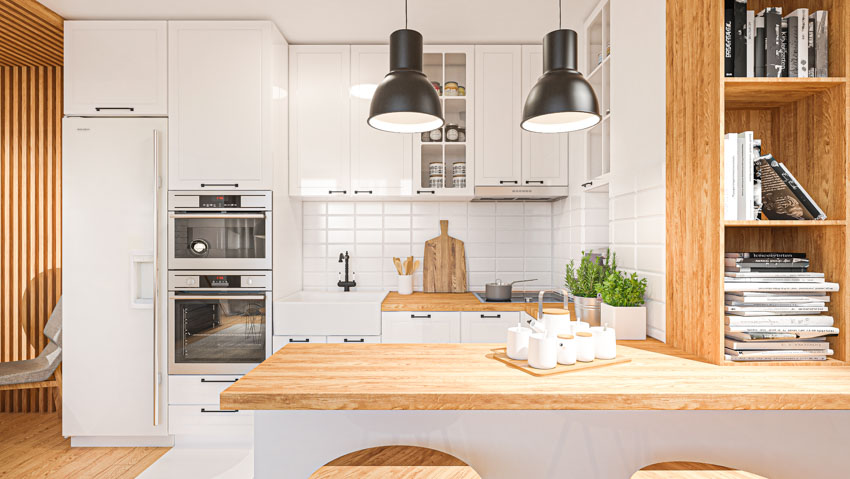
[310,445,482,479]
[632,462,768,479]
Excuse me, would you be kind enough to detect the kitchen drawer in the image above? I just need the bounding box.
[460,311,520,343]
[273,335,327,352]
[168,404,253,447]
[326,335,381,344]
[169,375,242,405]
[381,312,461,343]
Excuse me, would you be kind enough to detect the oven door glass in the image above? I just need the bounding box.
[173,214,267,260]
[173,294,266,364]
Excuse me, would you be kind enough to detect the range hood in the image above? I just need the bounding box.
[472,185,568,202]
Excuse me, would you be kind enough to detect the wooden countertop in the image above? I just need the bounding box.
[381,292,570,317]
[220,342,850,411]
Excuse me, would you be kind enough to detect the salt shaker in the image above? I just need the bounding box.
[575,331,595,362]
[557,334,576,365]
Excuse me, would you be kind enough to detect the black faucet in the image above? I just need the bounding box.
[337,251,356,292]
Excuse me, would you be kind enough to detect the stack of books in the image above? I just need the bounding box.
[724,252,840,361]
[725,2,828,78]
[724,131,826,221]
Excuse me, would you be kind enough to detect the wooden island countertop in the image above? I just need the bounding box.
[380,291,570,317]
[220,342,850,411]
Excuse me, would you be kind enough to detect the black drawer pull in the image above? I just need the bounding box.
[289,338,310,343]
[200,378,238,383]
[343,338,365,343]
[525,180,544,185]
[201,183,239,188]
[95,107,135,112]
[354,190,373,194]
[499,180,518,185]
[410,314,432,319]
[416,190,436,195]
[328,190,347,195]
[200,408,239,413]
[581,181,593,188]
[480,314,502,319]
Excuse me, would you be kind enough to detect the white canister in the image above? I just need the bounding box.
[590,326,617,360]
[452,174,466,189]
[556,334,576,365]
[575,332,594,362]
[528,333,558,369]
[429,162,444,176]
[452,162,466,176]
[568,320,591,335]
[542,308,571,338]
[507,326,531,360]
[429,175,444,188]
[397,275,413,295]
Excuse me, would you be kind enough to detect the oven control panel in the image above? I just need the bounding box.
[169,271,271,290]
[199,195,240,208]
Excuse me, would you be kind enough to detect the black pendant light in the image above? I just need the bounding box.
[368,0,444,133]
[521,0,601,133]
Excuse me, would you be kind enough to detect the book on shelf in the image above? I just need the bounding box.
[724,282,840,292]
[811,10,828,77]
[725,252,806,259]
[725,315,834,327]
[725,1,734,77]
[754,154,826,221]
[726,300,825,308]
[761,7,783,77]
[726,307,828,316]
[723,134,738,220]
[785,8,809,77]
[725,271,823,278]
[725,257,809,266]
[755,14,766,77]
[725,294,829,303]
[726,352,828,361]
[726,326,839,338]
[738,132,755,220]
[746,10,755,77]
[779,18,788,76]
[807,14,815,77]
[733,0,748,77]
[725,348,830,361]
[724,277,823,283]
[725,267,809,273]
[724,338,830,350]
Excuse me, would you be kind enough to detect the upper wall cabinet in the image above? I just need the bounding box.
[168,21,283,190]
[350,46,412,196]
[521,45,569,187]
[474,46,522,187]
[289,45,351,196]
[64,21,168,116]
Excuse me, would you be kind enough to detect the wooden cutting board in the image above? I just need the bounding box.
[423,220,467,293]
[490,348,631,377]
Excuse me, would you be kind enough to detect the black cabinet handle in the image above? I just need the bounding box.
[499,180,518,185]
[289,338,310,343]
[200,378,238,383]
[328,190,347,195]
[480,314,502,319]
[410,314,432,319]
[95,107,135,112]
[581,181,593,188]
[354,190,373,195]
[416,190,436,195]
[525,180,545,185]
[200,408,239,413]
[201,183,239,188]
[343,338,365,343]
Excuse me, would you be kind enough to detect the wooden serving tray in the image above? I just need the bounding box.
[489,348,631,377]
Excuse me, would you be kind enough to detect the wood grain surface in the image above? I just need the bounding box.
[490,347,631,376]
[220,343,850,411]
[310,445,481,479]
[381,292,571,318]
[634,461,767,479]
[0,0,63,66]
[422,220,467,293]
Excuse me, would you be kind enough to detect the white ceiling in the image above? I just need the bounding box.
[40,0,599,44]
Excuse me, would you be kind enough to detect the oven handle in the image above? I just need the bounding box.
[168,213,266,219]
[170,295,267,300]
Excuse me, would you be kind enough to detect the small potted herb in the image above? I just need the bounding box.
[597,271,648,340]
[564,249,616,326]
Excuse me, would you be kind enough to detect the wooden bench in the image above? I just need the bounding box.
[0,365,62,413]
[632,462,768,478]
[310,445,481,478]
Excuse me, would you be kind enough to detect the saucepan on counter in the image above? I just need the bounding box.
[484,279,537,301]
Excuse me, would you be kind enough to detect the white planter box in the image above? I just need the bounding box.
[601,303,646,340]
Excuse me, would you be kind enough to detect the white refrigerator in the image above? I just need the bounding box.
[63,117,170,445]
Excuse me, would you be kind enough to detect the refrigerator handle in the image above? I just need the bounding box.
[153,129,161,427]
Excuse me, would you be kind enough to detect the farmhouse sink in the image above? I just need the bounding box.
[273,290,388,336]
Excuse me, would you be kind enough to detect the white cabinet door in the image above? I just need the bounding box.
[474,46,522,187]
[350,46,412,197]
[521,46,569,186]
[326,335,382,344]
[381,312,461,343]
[460,311,521,343]
[64,21,167,116]
[290,45,351,196]
[168,375,241,405]
[169,21,278,190]
[273,335,328,352]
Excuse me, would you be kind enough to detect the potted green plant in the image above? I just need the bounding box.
[564,249,616,326]
[597,271,648,340]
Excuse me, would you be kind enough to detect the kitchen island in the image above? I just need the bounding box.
[221,343,850,478]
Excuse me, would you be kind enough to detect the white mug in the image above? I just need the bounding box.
[397,275,413,295]
[575,332,595,362]
[507,326,532,360]
[557,334,576,365]
[528,333,558,370]
[590,326,617,360]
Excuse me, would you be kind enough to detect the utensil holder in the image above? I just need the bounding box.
[398,275,413,295]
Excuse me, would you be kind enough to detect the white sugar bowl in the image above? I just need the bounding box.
[590,326,617,360]
[575,331,595,362]
[556,334,576,365]
[527,333,558,370]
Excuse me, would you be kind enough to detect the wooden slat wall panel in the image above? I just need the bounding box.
[0,0,63,67]
[0,65,63,412]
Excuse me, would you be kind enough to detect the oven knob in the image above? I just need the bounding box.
[187,278,196,286]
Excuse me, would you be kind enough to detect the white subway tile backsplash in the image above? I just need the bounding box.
[636,187,665,216]
[355,202,383,215]
[495,216,523,229]
[356,244,382,257]
[302,215,326,229]
[496,243,524,257]
[468,202,495,216]
[412,202,439,215]
[303,229,326,244]
[384,215,412,229]
[383,230,411,243]
[327,202,354,215]
[303,202,327,215]
[412,229,435,244]
[524,216,551,230]
[356,215,383,229]
[636,215,665,245]
[469,272,496,286]
[356,230,382,244]
[612,220,635,245]
[384,202,411,215]
[327,230,354,244]
[468,258,496,272]
[496,203,524,215]
[384,244,412,258]
[302,258,327,272]
[468,215,495,230]
[524,202,552,216]
[466,243,496,258]
[439,202,468,216]
[636,245,665,274]
[303,244,327,258]
[327,215,355,229]
[496,258,524,271]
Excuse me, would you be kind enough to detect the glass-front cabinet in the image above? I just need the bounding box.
[413,46,475,197]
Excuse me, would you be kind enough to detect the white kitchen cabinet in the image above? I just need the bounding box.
[169,375,241,405]
[273,335,327,352]
[326,335,382,344]
[521,46,570,187]
[474,46,522,187]
[350,46,412,196]
[64,21,168,116]
[381,312,461,343]
[290,45,351,196]
[168,405,253,447]
[168,21,284,190]
[460,311,520,343]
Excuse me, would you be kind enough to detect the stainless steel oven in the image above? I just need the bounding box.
[168,191,271,270]
[168,271,272,374]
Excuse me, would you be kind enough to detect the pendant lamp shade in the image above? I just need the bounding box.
[521,29,601,133]
[368,29,444,133]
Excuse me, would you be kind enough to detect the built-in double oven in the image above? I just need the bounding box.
[167,191,272,374]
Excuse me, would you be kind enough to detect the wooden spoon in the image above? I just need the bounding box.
[412,260,420,274]
[392,257,403,275]
[405,256,413,275]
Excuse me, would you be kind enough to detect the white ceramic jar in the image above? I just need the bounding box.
[575,331,594,362]
[429,174,444,188]
[452,162,466,176]
[507,326,531,360]
[397,275,413,295]
[590,326,617,360]
[527,333,557,369]
[556,334,576,365]
[568,320,591,335]
[542,308,571,338]
[429,161,444,176]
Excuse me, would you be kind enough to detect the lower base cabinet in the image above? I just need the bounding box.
[168,375,251,447]
[273,335,380,352]
[381,312,461,343]
[460,312,520,343]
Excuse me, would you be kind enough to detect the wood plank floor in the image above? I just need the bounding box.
[0,414,169,478]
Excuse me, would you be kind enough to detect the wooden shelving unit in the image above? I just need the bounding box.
[667,0,850,366]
